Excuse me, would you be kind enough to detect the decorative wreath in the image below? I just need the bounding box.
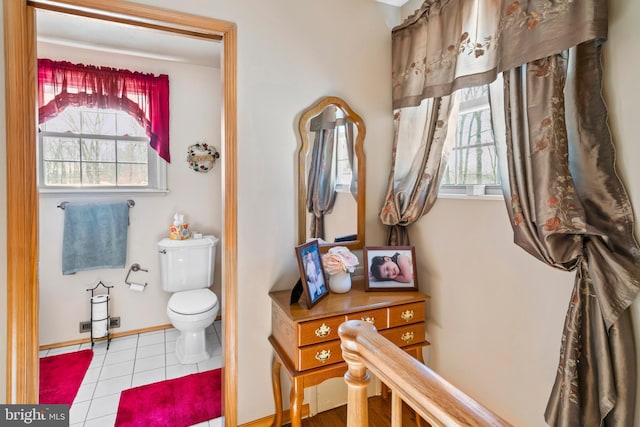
[187,142,220,173]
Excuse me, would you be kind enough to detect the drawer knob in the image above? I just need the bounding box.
[401,310,414,322]
[315,349,332,363]
[401,331,414,343]
[315,323,331,338]
[361,316,375,325]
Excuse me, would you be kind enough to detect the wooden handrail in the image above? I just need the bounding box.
[339,320,512,427]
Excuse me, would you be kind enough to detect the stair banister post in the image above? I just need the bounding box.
[339,320,375,427]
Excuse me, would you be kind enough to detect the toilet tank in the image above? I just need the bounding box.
[158,235,218,292]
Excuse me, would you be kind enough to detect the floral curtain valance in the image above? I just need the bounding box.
[392,0,608,109]
[37,59,171,162]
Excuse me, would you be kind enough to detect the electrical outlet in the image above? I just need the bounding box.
[79,321,92,333]
[110,317,121,328]
[79,317,120,333]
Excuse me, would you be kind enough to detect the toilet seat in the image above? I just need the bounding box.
[168,289,218,315]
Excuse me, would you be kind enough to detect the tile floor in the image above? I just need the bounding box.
[39,321,224,427]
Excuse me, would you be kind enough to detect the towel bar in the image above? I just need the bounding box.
[58,200,135,210]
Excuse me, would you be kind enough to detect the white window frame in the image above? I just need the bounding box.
[439,87,502,198]
[333,124,353,193]
[38,109,167,194]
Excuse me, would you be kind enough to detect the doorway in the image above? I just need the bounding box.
[3,1,238,425]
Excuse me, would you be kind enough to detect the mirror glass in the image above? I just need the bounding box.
[298,96,365,249]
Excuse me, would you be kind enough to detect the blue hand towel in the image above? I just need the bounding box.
[62,201,130,275]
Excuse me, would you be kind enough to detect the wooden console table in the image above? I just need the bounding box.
[269,278,430,427]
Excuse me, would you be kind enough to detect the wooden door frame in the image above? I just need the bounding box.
[3,1,238,425]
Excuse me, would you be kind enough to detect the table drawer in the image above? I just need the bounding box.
[298,340,343,370]
[388,302,425,328]
[380,322,426,348]
[346,308,387,330]
[298,316,345,347]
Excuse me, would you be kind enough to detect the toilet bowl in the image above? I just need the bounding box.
[166,288,219,364]
[158,235,219,365]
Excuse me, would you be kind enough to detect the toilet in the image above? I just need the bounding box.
[158,235,219,364]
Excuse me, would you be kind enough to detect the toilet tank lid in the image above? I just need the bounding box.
[158,235,218,249]
[169,289,218,315]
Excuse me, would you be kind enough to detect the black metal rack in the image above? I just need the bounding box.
[86,281,114,350]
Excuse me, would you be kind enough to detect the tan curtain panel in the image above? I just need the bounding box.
[385,0,640,425]
[489,43,640,425]
[307,108,339,239]
[392,0,608,109]
[379,96,456,245]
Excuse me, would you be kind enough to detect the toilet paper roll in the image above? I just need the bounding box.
[92,319,108,338]
[129,283,145,292]
[91,295,109,320]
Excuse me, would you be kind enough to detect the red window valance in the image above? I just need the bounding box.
[37,58,171,162]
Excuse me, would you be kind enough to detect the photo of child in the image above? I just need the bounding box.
[304,249,326,302]
[365,246,418,291]
[295,240,329,307]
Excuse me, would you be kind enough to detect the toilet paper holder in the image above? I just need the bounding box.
[125,263,148,291]
[86,281,114,349]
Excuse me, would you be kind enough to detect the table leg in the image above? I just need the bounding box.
[289,377,304,427]
[271,357,283,427]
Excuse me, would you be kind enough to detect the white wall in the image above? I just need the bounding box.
[413,199,573,425]
[37,42,222,345]
[318,192,357,243]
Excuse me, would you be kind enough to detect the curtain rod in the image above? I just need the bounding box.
[57,200,135,210]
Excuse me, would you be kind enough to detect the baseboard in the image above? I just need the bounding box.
[41,315,223,351]
[240,404,310,427]
[39,323,173,351]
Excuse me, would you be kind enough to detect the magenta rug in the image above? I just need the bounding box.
[39,349,93,406]
[115,368,222,427]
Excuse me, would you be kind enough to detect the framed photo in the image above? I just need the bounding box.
[364,246,418,291]
[295,240,329,308]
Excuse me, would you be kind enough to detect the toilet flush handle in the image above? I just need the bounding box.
[159,249,167,254]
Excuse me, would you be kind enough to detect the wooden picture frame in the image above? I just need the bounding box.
[295,240,330,308]
[364,246,418,291]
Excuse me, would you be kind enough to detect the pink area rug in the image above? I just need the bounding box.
[39,349,93,406]
[115,368,222,427]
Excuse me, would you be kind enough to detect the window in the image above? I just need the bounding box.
[440,85,500,196]
[37,58,170,192]
[334,123,353,192]
[39,106,166,191]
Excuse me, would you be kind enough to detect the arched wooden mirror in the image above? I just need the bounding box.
[298,96,366,250]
